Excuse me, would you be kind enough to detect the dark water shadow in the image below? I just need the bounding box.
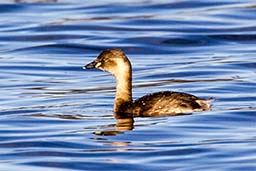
[14,0,58,3]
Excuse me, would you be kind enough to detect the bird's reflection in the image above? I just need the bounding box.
[94,115,134,136]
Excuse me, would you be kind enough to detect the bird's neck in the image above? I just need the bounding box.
[114,65,132,114]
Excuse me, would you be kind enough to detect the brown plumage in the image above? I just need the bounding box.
[83,48,214,118]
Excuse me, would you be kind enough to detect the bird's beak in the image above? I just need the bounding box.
[83,60,97,69]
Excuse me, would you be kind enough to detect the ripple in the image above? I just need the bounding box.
[0,0,256,171]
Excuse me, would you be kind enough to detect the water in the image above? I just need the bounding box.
[0,0,256,170]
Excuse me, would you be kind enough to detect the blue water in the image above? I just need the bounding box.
[0,0,256,170]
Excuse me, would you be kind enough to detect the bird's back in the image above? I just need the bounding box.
[121,91,212,117]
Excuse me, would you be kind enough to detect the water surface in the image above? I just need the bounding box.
[0,0,256,170]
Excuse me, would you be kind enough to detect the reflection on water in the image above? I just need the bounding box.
[93,118,134,136]
[0,0,256,171]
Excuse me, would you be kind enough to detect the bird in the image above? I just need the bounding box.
[83,48,213,118]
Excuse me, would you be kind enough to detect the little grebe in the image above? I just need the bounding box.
[83,48,213,117]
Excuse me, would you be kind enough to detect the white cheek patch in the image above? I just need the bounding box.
[116,58,128,71]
